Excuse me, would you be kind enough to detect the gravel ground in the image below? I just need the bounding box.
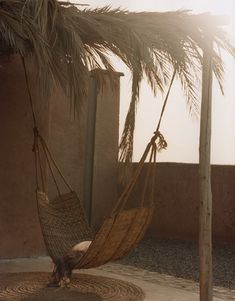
[118,239,235,289]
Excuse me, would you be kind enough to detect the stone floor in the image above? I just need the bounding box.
[0,257,234,301]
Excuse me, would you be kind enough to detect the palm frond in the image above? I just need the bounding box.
[0,1,234,162]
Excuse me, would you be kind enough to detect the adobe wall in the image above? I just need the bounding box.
[47,88,86,200]
[89,72,122,230]
[49,71,122,230]
[118,163,235,243]
[0,55,48,258]
[0,59,121,258]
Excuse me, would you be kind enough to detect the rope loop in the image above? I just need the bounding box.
[151,130,160,144]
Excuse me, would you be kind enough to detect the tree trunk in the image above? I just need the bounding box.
[199,37,213,301]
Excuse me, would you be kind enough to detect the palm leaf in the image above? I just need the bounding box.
[0,1,234,162]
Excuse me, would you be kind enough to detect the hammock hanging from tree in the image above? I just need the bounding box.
[22,56,176,270]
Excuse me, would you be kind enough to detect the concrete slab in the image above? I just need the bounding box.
[0,257,233,301]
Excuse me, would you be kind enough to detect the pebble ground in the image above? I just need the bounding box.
[118,239,235,289]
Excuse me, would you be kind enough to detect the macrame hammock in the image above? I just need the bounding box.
[22,57,176,270]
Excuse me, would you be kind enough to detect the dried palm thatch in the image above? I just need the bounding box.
[0,0,234,162]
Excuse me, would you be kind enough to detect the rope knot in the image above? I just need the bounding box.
[151,130,160,143]
[150,130,167,151]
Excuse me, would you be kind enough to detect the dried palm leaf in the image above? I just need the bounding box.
[0,1,234,162]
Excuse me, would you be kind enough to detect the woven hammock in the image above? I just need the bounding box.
[22,56,175,270]
[35,132,157,269]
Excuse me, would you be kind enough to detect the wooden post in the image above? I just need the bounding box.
[199,37,213,301]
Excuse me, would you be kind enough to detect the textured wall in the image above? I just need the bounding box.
[119,163,235,242]
[48,88,86,200]
[0,62,122,258]
[0,55,88,259]
[48,71,122,230]
[0,55,48,258]
[89,71,122,229]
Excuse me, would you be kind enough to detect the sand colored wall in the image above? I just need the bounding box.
[47,89,86,200]
[48,71,122,231]
[0,61,121,258]
[88,71,122,229]
[119,163,235,243]
[0,55,48,258]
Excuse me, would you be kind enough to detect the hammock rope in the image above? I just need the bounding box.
[111,69,176,215]
[21,55,176,269]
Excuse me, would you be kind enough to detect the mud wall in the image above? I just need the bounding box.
[0,58,121,259]
[118,163,235,243]
[0,55,48,258]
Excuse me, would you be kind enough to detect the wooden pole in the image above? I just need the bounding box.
[199,37,213,301]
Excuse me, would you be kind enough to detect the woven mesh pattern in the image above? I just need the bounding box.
[111,204,155,262]
[37,190,155,269]
[37,191,93,262]
[78,205,155,269]
[0,272,145,301]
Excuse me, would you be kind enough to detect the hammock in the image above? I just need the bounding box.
[22,56,175,270]
[36,133,157,269]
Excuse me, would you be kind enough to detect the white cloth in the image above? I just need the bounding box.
[71,240,92,254]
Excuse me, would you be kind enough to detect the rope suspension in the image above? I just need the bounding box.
[21,56,73,195]
[112,69,176,215]
[21,54,176,272]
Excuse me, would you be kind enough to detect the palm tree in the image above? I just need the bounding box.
[0,0,234,162]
